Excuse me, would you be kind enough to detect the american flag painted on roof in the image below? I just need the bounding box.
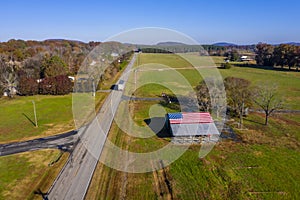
[168,112,213,124]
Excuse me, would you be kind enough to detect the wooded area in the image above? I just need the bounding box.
[0,39,132,97]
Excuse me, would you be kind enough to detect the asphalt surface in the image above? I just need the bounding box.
[121,95,163,101]
[0,130,78,157]
[47,53,137,200]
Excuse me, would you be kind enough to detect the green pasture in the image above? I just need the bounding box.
[133,53,300,109]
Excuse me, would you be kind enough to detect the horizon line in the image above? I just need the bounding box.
[0,38,299,46]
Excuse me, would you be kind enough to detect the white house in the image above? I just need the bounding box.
[240,56,252,62]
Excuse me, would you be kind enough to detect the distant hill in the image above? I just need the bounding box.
[267,42,300,46]
[283,42,300,46]
[156,42,188,46]
[43,39,85,44]
[213,42,238,47]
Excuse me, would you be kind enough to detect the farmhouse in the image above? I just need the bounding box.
[240,55,252,62]
[166,112,220,144]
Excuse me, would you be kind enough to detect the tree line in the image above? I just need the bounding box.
[138,44,255,56]
[255,43,300,70]
[0,55,73,97]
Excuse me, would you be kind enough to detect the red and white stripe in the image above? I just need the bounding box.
[169,112,213,124]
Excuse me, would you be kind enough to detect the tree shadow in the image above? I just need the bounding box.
[22,113,36,126]
[159,94,199,112]
[234,63,299,72]
[144,117,171,138]
[34,189,48,200]
[243,117,265,126]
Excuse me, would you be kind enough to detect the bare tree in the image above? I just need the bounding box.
[196,80,211,112]
[0,60,18,98]
[224,77,252,128]
[253,84,283,125]
[196,78,227,118]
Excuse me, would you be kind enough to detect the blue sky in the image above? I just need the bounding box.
[0,0,299,44]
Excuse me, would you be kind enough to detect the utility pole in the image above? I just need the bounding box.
[92,81,95,97]
[32,100,38,127]
[134,69,137,92]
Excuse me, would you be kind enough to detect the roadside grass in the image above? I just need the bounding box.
[136,53,192,68]
[86,112,158,199]
[0,150,68,200]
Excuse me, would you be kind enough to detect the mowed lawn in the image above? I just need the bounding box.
[0,92,107,143]
[0,95,74,143]
[136,53,224,68]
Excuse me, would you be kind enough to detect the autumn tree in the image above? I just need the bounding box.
[42,55,68,77]
[230,50,240,61]
[224,77,252,128]
[55,75,73,95]
[273,44,290,68]
[272,44,300,70]
[39,75,72,95]
[255,43,274,66]
[253,84,283,125]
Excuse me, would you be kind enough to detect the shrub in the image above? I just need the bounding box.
[39,75,72,95]
[18,77,39,96]
[55,75,73,95]
[223,62,232,69]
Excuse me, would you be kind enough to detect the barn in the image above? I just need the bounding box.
[166,112,220,144]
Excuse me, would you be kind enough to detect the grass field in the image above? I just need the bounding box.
[136,53,224,68]
[133,53,300,109]
[87,99,300,199]
[0,95,74,143]
[87,53,300,199]
[0,150,68,200]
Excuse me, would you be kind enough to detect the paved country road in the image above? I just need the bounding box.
[47,53,137,200]
[0,130,78,157]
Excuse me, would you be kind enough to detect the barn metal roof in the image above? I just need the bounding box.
[167,112,220,137]
[170,123,220,137]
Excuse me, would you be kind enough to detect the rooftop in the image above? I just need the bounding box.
[166,112,220,137]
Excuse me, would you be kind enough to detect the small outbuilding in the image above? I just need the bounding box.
[166,112,220,144]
